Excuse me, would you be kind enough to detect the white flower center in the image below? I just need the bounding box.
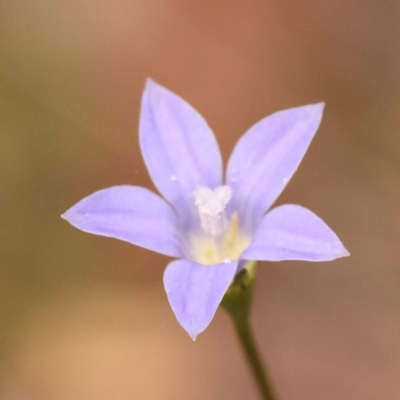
[193,185,232,237]
[191,185,251,265]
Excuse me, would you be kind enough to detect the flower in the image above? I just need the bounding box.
[62,79,349,340]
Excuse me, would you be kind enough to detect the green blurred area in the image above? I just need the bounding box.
[1,1,400,399]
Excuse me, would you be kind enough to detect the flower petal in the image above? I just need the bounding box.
[163,259,237,340]
[227,104,324,231]
[62,185,183,258]
[241,204,349,262]
[140,79,222,219]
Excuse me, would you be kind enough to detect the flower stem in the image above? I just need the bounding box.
[231,314,276,400]
[222,261,278,400]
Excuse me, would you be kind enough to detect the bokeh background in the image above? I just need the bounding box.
[1,1,400,399]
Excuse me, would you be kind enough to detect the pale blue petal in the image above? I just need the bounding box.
[241,204,349,262]
[227,104,324,231]
[164,259,237,340]
[140,79,222,219]
[62,185,183,258]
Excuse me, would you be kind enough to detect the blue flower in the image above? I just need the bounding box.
[63,79,349,340]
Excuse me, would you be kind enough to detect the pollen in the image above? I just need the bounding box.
[193,185,233,237]
[190,211,251,266]
[191,186,251,265]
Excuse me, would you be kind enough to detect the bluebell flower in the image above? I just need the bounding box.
[63,79,349,340]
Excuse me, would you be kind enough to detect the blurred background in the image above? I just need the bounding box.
[1,0,400,399]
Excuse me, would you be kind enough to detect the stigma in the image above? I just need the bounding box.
[193,185,232,237]
[191,186,251,265]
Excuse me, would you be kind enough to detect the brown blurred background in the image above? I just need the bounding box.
[1,1,400,399]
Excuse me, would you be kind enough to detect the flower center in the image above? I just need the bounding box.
[193,185,232,237]
[191,186,250,265]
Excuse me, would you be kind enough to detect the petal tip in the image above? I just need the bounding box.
[142,78,171,110]
[145,77,157,89]
[338,246,350,258]
[186,325,204,341]
[61,209,72,222]
[178,321,203,341]
[309,102,325,116]
[144,77,165,96]
[296,102,325,113]
[331,242,350,260]
[175,315,205,341]
[60,212,73,224]
[60,206,85,229]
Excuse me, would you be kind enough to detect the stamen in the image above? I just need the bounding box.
[193,185,232,237]
[224,212,239,249]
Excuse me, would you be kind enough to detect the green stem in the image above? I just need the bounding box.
[232,316,276,400]
[222,261,278,400]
